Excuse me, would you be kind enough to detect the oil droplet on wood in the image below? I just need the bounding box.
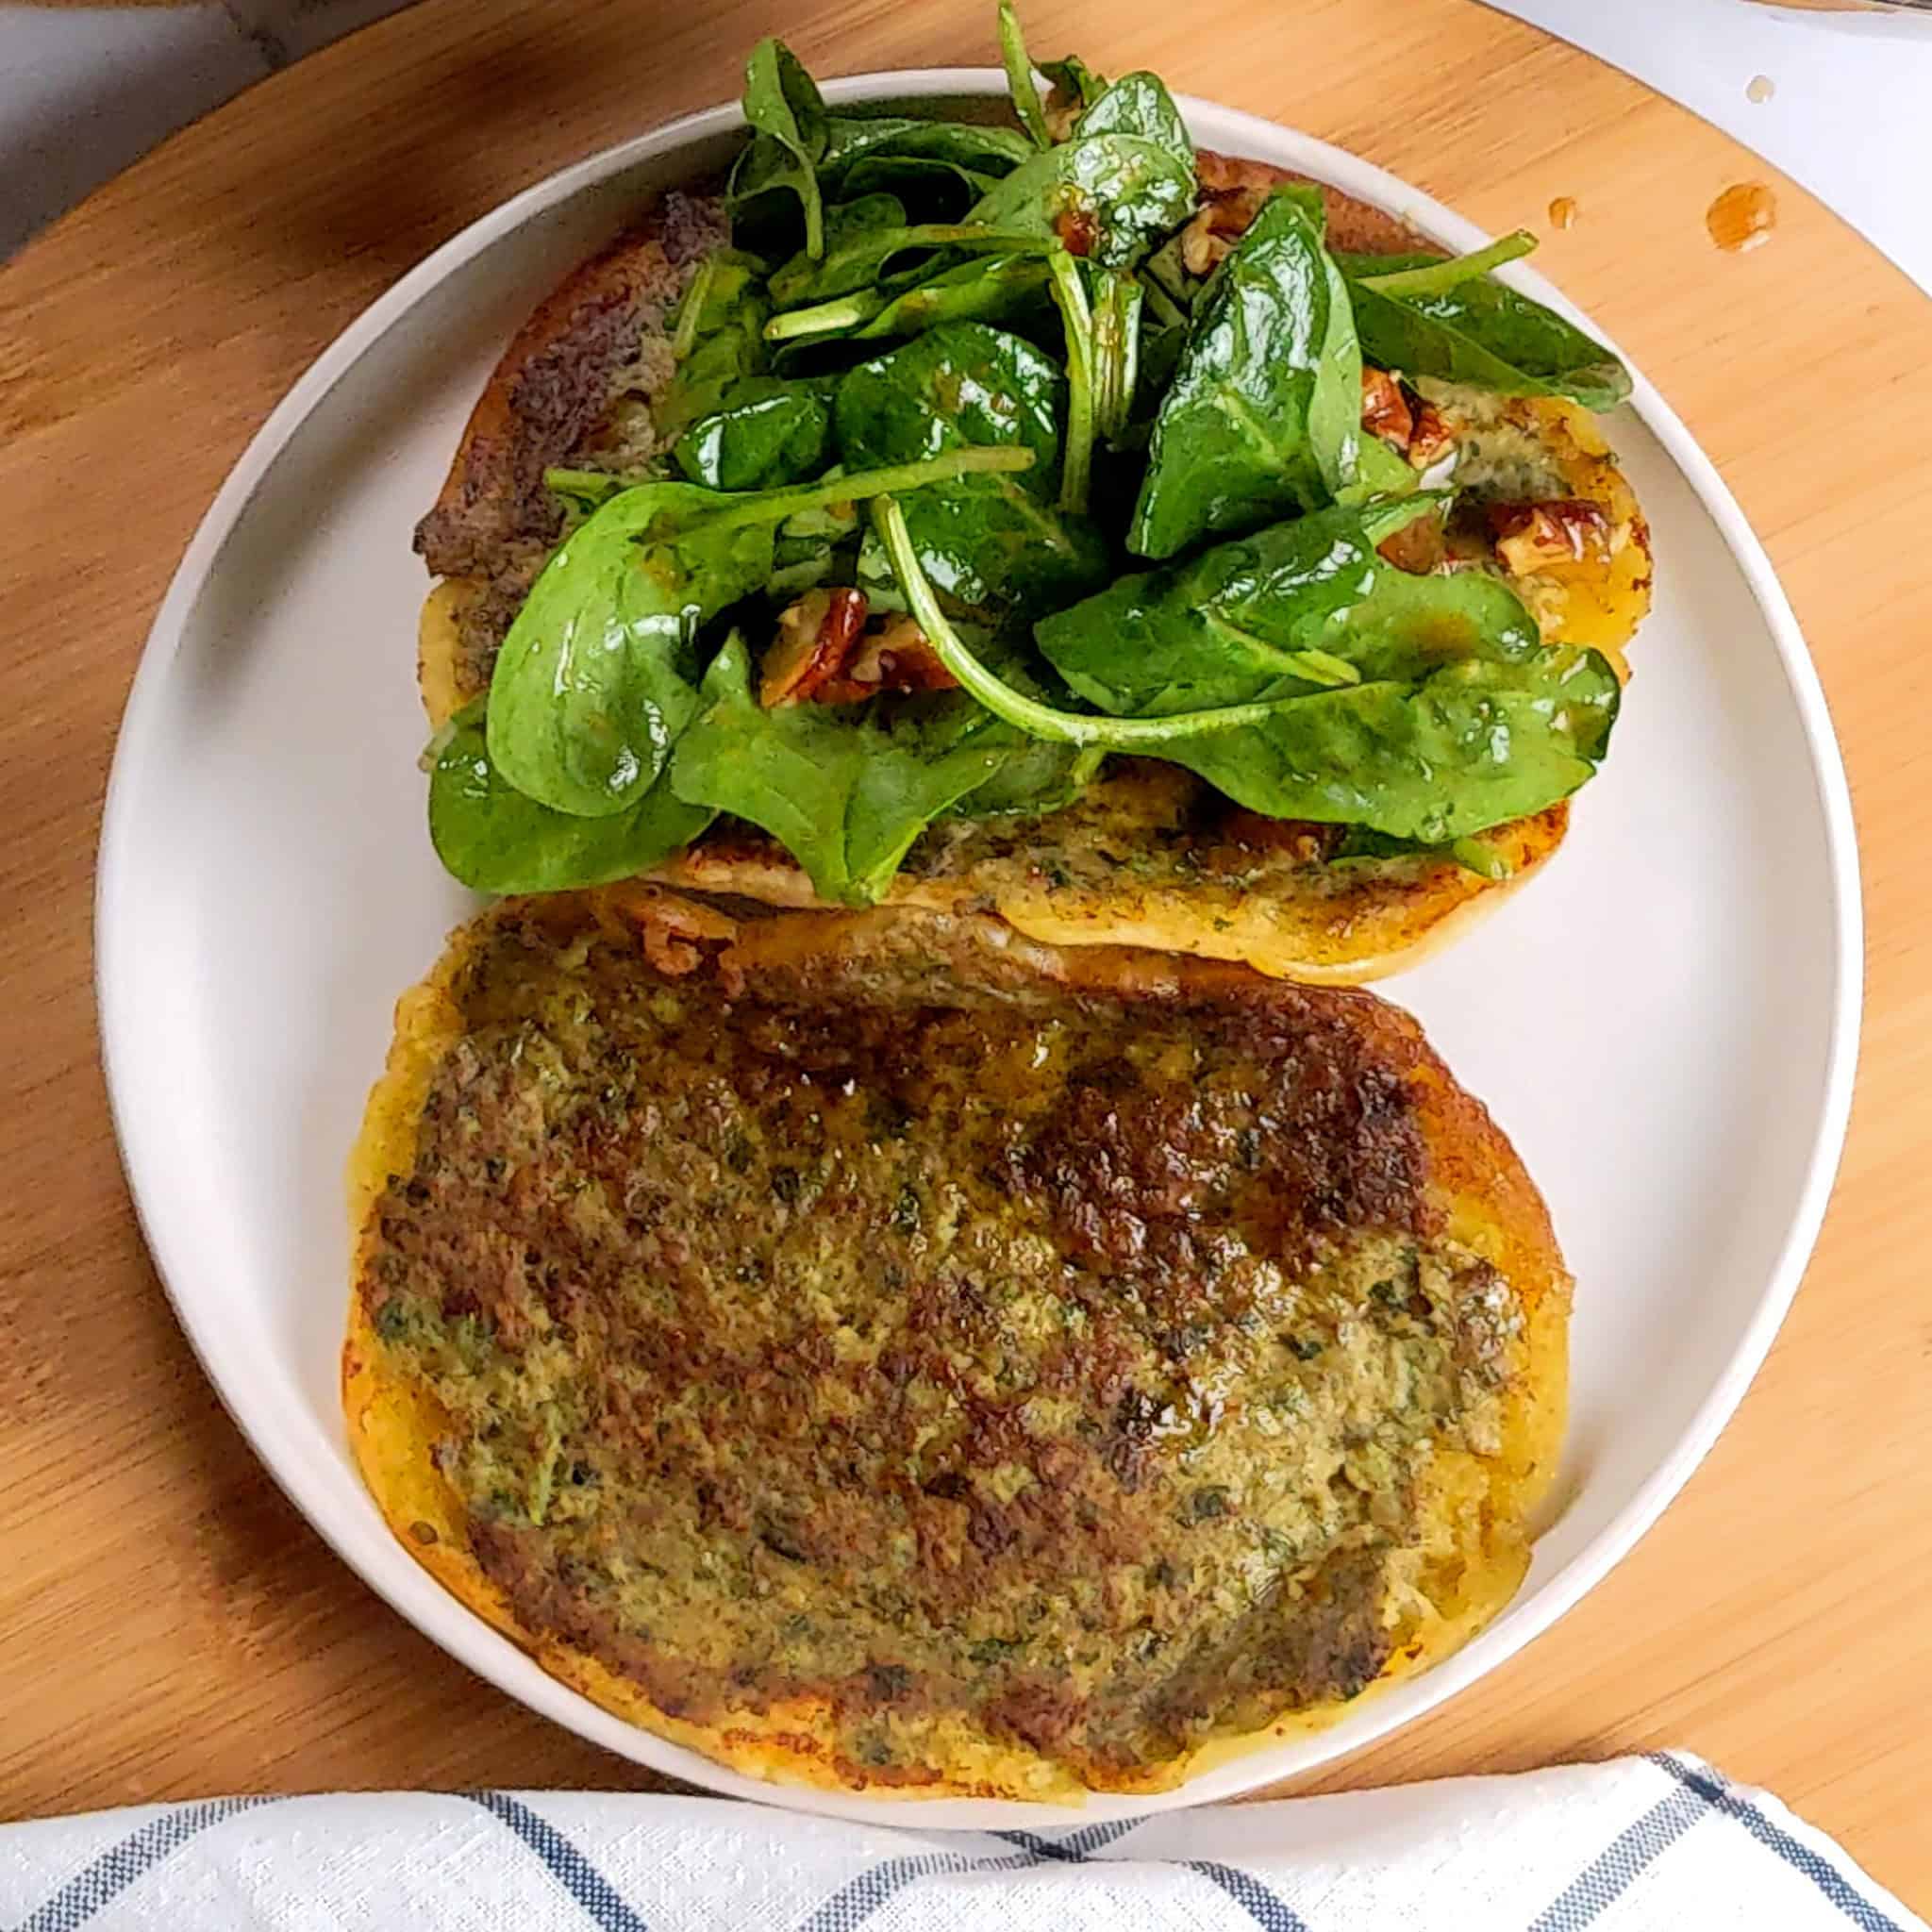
[1747,74,1776,105]
[1548,196,1580,230]
[1707,182,1777,254]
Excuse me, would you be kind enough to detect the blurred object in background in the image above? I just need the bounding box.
[1498,0,1932,291]
[0,0,414,260]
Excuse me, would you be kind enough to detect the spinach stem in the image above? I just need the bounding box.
[1356,230,1538,299]
[706,448,1035,530]
[1047,251,1095,516]
[874,497,1306,749]
[765,289,890,340]
[540,448,1036,536]
[1092,275,1141,442]
[1138,266,1188,332]
[998,0,1053,149]
[671,258,716,360]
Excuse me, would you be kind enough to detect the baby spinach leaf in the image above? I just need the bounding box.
[1072,70,1191,157]
[1038,499,1442,712]
[1151,651,1620,841]
[672,377,833,491]
[876,495,1618,840]
[730,39,831,258]
[1129,188,1361,558]
[966,128,1196,272]
[429,703,712,893]
[835,322,1108,611]
[818,117,1032,188]
[874,493,1376,752]
[487,483,776,818]
[487,448,1041,821]
[669,630,1064,905]
[998,0,1053,149]
[1336,250,1631,412]
[655,252,771,442]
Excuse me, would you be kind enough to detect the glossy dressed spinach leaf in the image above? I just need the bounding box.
[1044,499,1569,703]
[669,630,1085,904]
[1336,250,1631,411]
[728,39,831,258]
[965,124,1195,272]
[430,703,712,893]
[672,376,833,491]
[818,116,1032,188]
[1151,651,1619,841]
[654,252,771,443]
[1129,188,1360,559]
[1071,70,1191,156]
[877,494,1619,841]
[1039,499,1444,711]
[487,483,775,818]
[487,449,1041,820]
[834,322,1108,611]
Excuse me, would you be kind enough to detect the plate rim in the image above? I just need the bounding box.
[94,69,1865,1824]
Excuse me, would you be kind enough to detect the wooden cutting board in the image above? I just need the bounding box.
[2,0,1927,1902]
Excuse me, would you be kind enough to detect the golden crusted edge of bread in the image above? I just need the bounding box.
[344,896,1571,1800]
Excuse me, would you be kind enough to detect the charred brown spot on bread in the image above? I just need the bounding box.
[354,903,1563,1790]
[413,187,726,696]
[1194,150,1439,258]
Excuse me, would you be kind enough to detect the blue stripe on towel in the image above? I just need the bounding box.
[1648,1755,1906,1932]
[1527,1784,1711,1930]
[16,1796,272,1932]
[797,1849,1035,1931]
[1187,1858,1312,1932]
[991,1818,1144,1862]
[470,1792,651,1932]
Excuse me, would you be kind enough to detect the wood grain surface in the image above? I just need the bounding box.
[2,0,1927,1902]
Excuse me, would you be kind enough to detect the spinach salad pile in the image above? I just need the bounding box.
[429,6,1636,907]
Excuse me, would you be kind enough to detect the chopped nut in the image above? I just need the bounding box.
[1376,513,1447,576]
[1360,368,1415,451]
[1406,400,1456,471]
[1042,89,1083,144]
[760,588,869,708]
[1486,499,1616,575]
[599,887,738,978]
[1177,155,1284,277]
[811,615,959,705]
[1217,810,1342,867]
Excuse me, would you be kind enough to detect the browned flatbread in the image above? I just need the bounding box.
[410,151,1649,981]
[346,891,1571,1797]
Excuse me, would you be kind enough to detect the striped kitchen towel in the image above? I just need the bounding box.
[0,1753,1919,1932]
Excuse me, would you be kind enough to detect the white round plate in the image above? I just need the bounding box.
[97,73,1860,1825]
